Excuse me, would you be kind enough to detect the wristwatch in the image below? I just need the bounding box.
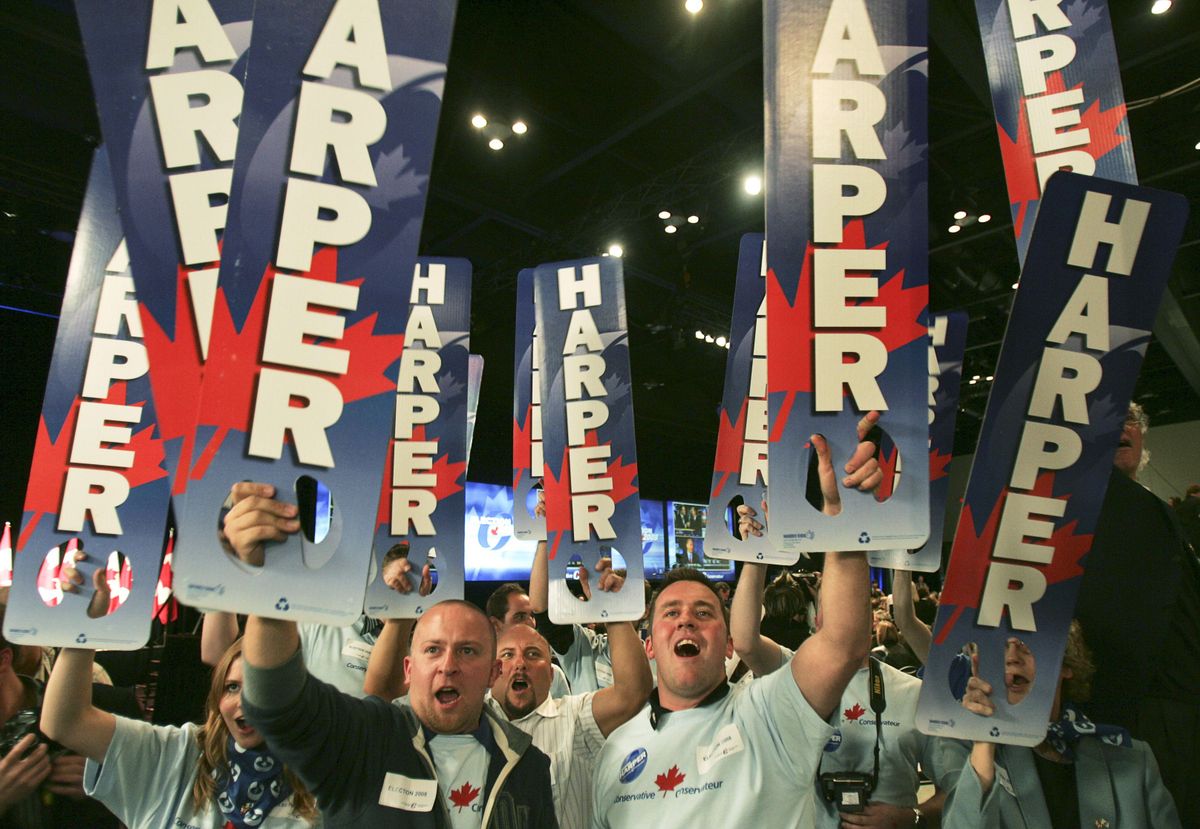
[912,807,922,827]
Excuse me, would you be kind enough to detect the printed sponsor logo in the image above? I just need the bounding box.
[619,748,648,784]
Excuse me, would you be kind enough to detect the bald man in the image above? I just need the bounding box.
[488,622,651,829]
[228,484,557,828]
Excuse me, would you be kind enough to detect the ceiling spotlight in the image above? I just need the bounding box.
[471,113,487,129]
[948,225,961,234]
[695,330,705,340]
[969,378,978,385]
[512,120,528,135]
[972,375,981,381]
[1151,0,1172,13]
[743,175,763,196]
[607,243,623,258]
[986,375,994,381]
[1195,140,1200,150]
[665,225,678,234]
[658,210,671,219]
[723,342,730,349]
[685,0,703,13]
[953,210,967,220]
[978,213,992,223]
[704,334,715,343]
[687,215,700,224]
[1011,282,1020,290]
[715,336,727,347]
[488,138,504,150]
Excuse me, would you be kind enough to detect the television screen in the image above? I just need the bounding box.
[640,499,666,578]
[463,482,539,581]
[667,500,736,582]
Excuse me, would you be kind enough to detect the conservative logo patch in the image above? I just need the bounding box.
[619,748,648,783]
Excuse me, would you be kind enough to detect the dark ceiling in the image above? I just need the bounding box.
[2,0,1199,528]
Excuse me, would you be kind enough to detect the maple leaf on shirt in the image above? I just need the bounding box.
[843,703,866,721]
[655,765,685,796]
[449,781,480,811]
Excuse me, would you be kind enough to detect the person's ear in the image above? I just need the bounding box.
[644,635,655,661]
[0,647,13,672]
[490,658,501,686]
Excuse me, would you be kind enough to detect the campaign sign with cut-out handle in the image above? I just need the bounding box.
[534,258,645,624]
[74,0,254,498]
[364,259,470,619]
[171,0,457,624]
[975,0,1135,265]
[870,311,968,572]
[513,269,546,541]
[916,172,1188,745]
[705,235,790,565]
[5,149,170,650]
[763,0,930,554]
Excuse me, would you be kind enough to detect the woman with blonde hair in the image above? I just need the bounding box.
[41,634,318,828]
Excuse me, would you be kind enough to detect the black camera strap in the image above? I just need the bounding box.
[866,654,886,791]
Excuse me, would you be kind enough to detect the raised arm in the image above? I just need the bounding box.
[40,648,115,763]
[789,413,879,719]
[891,569,931,664]
[362,618,416,700]
[530,539,550,614]
[590,621,652,736]
[200,611,241,667]
[729,556,784,677]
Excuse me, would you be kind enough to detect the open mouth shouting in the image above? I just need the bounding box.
[674,638,701,658]
[435,686,461,707]
[510,676,531,693]
[232,716,258,740]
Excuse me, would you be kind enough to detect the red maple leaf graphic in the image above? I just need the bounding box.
[449,781,480,811]
[655,765,685,796]
[542,435,639,559]
[930,447,953,482]
[997,71,1129,238]
[935,471,1093,643]
[513,404,536,490]
[843,702,866,720]
[711,399,750,500]
[875,442,899,502]
[20,383,166,549]
[143,247,404,494]
[375,425,468,530]
[766,220,926,440]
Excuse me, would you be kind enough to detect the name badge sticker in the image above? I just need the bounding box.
[342,640,373,666]
[696,724,745,774]
[379,773,437,812]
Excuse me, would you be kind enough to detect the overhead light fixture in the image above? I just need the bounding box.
[969,378,978,385]
[607,243,623,258]
[972,375,981,381]
[978,213,992,223]
[488,138,504,150]
[665,225,678,234]
[704,334,714,343]
[471,114,487,129]
[743,175,763,196]
[685,0,703,13]
[1194,140,1200,150]
[1011,281,1020,290]
[658,210,671,219]
[986,375,994,381]
[695,330,705,340]
[953,210,967,220]
[715,336,727,347]
[723,342,730,349]
[687,215,699,224]
[1151,0,1172,13]
[512,120,528,135]
[948,225,961,234]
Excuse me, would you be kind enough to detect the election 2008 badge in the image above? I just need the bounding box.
[171,0,458,624]
[535,258,645,623]
[5,149,169,650]
[705,235,791,565]
[763,0,931,554]
[513,269,546,541]
[916,172,1188,746]
[363,259,471,619]
[869,311,968,572]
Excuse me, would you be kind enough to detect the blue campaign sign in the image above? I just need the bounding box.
[466,354,484,468]
[5,149,170,650]
[74,0,253,497]
[917,172,1188,745]
[171,0,457,624]
[363,259,471,619]
[512,269,546,541]
[706,235,792,564]
[534,258,645,624]
[763,0,930,554]
[975,0,1136,265]
[870,311,968,572]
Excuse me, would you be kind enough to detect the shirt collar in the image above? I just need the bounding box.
[423,715,494,751]
[648,681,731,729]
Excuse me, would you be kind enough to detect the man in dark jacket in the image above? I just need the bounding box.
[227,482,556,828]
